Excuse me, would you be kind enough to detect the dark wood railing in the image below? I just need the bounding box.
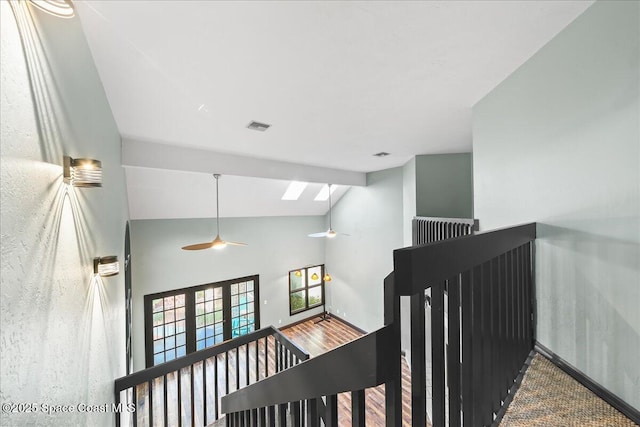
[114,326,308,427]
[222,271,403,427]
[408,216,478,426]
[220,223,536,426]
[395,222,536,426]
[140,223,536,427]
[413,216,478,245]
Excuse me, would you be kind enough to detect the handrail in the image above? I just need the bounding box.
[114,325,307,392]
[401,222,536,427]
[414,215,478,227]
[413,216,478,247]
[220,223,536,426]
[395,222,536,295]
[272,328,309,361]
[221,326,391,413]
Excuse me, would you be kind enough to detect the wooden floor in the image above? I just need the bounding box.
[132,316,421,426]
[133,334,304,427]
[281,316,420,427]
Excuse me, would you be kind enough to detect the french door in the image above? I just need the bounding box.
[145,275,260,367]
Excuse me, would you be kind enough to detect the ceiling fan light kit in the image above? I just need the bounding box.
[309,184,342,239]
[182,174,247,251]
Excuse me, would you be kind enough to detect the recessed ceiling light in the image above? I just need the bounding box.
[373,152,390,157]
[282,181,308,200]
[314,184,338,201]
[247,121,271,132]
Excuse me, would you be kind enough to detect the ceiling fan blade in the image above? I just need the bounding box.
[181,241,215,250]
[182,176,249,251]
[308,232,329,238]
[225,241,248,246]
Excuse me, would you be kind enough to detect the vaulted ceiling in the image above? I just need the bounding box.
[76,0,593,219]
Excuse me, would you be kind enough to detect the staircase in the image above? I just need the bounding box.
[114,326,309,426]
[221,221,536,426]
[115,219,539,426]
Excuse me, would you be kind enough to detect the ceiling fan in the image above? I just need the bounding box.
[182,174,247,251]
[309,184,344,238]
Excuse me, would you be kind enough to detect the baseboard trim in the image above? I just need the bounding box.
[535,342,640,424]
[278,311,369,335]
[326,314,368,335]
[279,311,326,330]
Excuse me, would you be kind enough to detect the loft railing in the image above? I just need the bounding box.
[220,223,535,426]
[412,216,478,245]
[114,326,308,427]
[221,272,401,427]
[395,223,536,426]
[411,216,478,423]
[187,223,536,426]
[222,326,394,426]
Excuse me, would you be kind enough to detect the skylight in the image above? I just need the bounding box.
[282,181,308,200]
[314,184,338,201]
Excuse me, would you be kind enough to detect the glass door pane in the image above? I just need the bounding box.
[230,280,257,338]
[151,293,186,365]
[145,274,260,367]
[195,286,225,350]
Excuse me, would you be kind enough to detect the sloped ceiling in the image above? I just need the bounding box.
[75,0,593,219]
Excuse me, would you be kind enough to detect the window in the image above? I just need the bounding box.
[289,265,325,315]
[145,275,260,367]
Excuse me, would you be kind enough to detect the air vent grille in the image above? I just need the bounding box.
[247,121,271,132]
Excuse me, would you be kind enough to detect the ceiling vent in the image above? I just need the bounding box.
[247,121,271,132]
[373,152,390,157]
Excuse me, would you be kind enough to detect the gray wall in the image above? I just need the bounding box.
[473,0,639,409]
[130,216,325,370]
[1,2,129,426]
[416,153,473,218]
[325,168,404,332]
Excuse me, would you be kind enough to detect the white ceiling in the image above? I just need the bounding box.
[75,0,592,219]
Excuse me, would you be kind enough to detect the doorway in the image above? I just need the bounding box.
[125,222,133,374]
[144,275,260,367]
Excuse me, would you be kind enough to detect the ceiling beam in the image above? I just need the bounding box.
[122,138,366,186]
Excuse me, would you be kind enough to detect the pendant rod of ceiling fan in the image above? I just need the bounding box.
[328,184,332,230]
[214,174,221,235]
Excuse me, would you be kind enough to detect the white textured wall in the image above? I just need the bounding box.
[130,216,325,370]
[474,1,639,409]
[1,2,129,425]
[326,168,404,332]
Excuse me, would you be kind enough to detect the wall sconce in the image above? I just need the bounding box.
[311,272,319,281]
[323,273,332,282]
[64,156,102,187]
[28,0,75,18]
[294,270,302,277]
[94,256,119,277]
